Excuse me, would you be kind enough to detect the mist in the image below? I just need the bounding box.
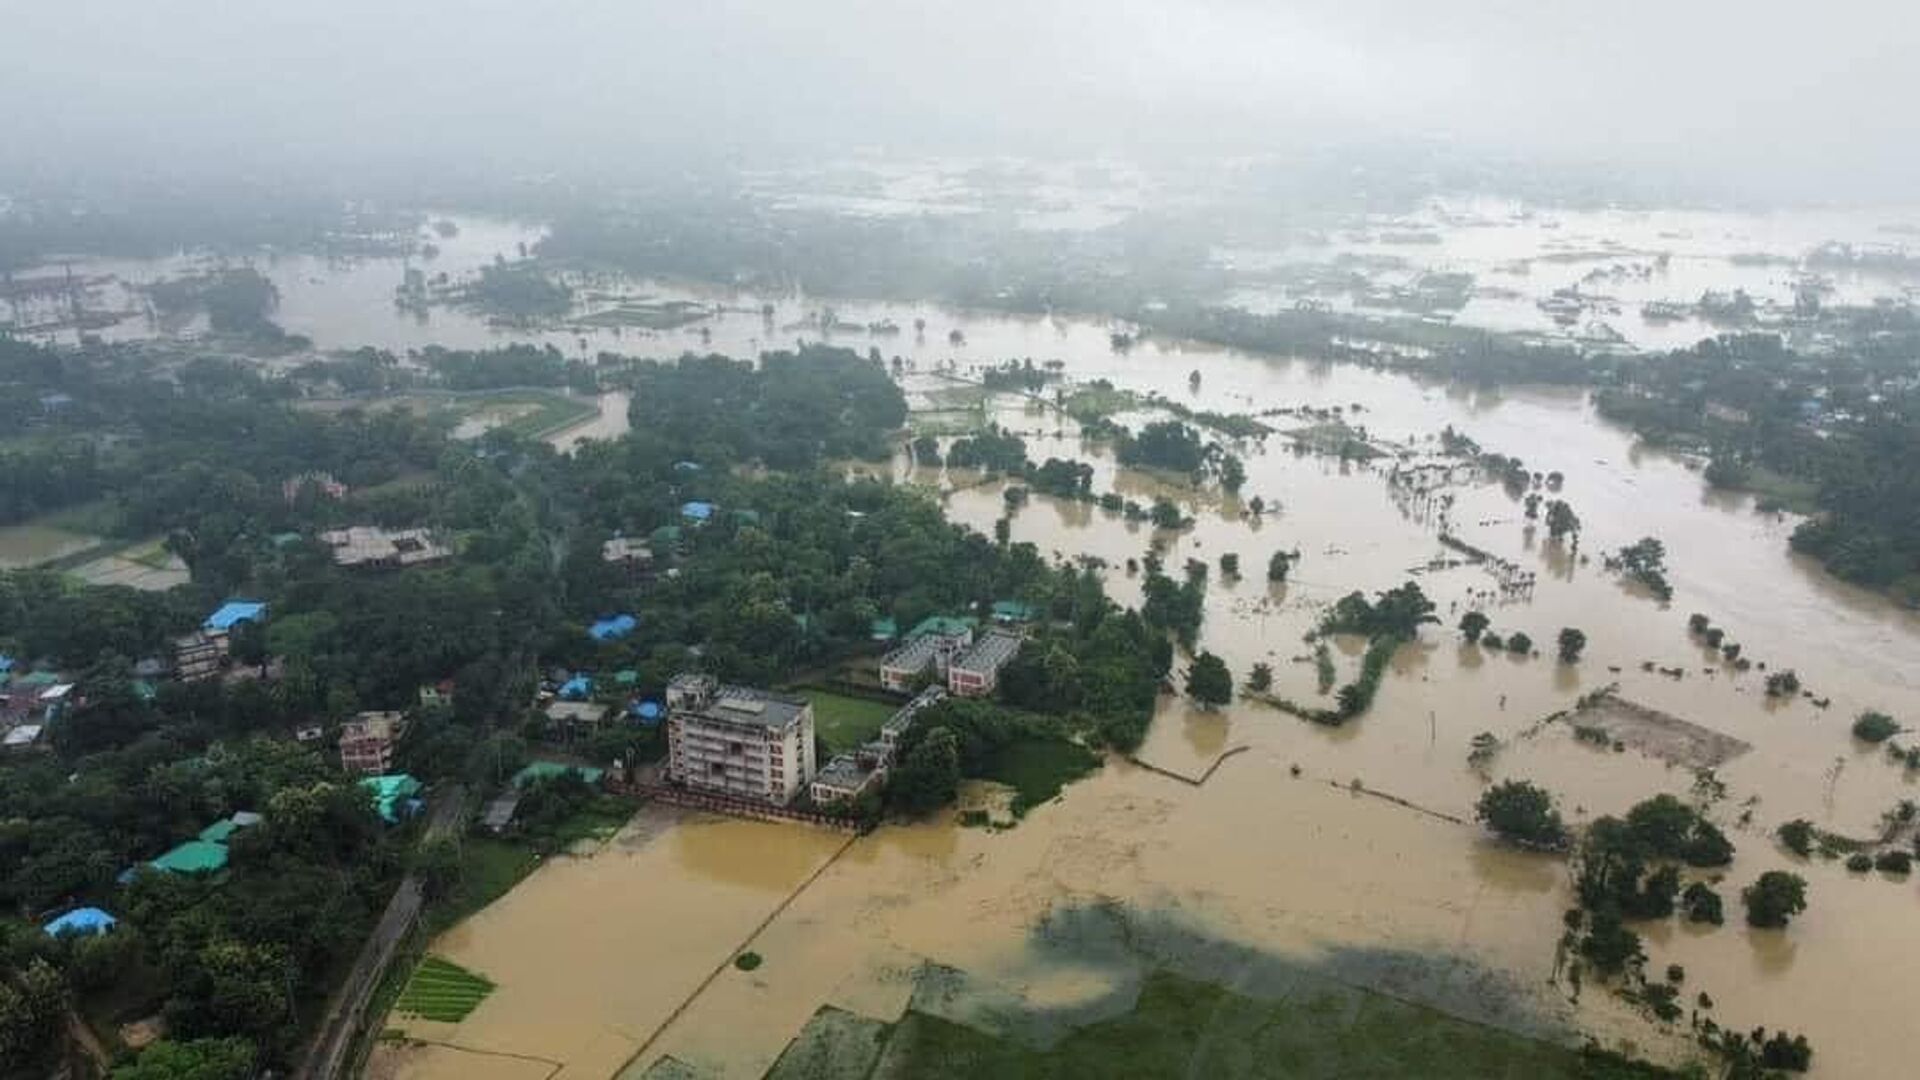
[3,0,1918,202]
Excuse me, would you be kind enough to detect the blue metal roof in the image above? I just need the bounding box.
[588,614,637,642]
[680,501,716,522]
[44,907,116,937]
[559,674,593,700]
[632,700,663,723]
[205,600,268,632]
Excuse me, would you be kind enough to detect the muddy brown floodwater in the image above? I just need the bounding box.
[377,328,1920,1080]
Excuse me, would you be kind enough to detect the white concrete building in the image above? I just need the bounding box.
[666,674,817,805]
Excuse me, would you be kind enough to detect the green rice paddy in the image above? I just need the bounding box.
[394,956,496,1023]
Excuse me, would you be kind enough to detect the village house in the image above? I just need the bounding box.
[319,526,451,569]
[171,631,227,682]
[282,471,348,503]
[948,628,1023,697]
[338,711,408,775]
[601,536,655,580]
[666,674,816,805]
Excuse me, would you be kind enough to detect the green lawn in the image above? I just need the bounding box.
[980,737,1100,816]
[794,970,1690,1080]
[425,837,541,935]
[802,690,899,752]
[395,956,495,1023]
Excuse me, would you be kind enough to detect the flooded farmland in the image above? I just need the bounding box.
[22,197,1920,1077]
[382,317,1920,1078]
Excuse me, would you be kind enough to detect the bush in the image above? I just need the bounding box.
[1853,710,1900,743]
[1481,632,1504,650]
[1874,849,1912,874]
[1846,852,1873,872]
[1506,632,1533,654]
[734,951,763,971]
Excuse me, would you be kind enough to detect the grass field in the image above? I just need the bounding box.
[980,737,1100,816]
[425,838,541,936]
[771,970,1685,1080]
[394,956,495,1023]
[802,690,899,752]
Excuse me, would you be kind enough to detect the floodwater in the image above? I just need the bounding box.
[383,329,1920,1079]
[25,198,1920,1076]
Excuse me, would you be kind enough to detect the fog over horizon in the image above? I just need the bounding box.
[3,0,1918,204]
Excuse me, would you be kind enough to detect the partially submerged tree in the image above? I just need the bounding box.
[1742,871,1808,929]
[1185,652,1232,709]
[1556,627,1587,663]
[1475,780,1568,850]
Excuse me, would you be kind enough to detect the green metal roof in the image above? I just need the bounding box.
[869,617,898,641]
[361,774,424,823]
[992,600,1038,621]
[197,820,240,844]
[151,840,230,875]
[14,671,60,687]
[907,615,977,639]
[613,669,639,686]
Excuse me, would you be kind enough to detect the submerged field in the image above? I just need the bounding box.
[767,971,1678,1080]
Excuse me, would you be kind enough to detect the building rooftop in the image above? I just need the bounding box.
[205,600,268,632]
[320,526,451,568]
[883,686,948,737]
[681,500,716,522]
[955,628,1023,673]
[588,614,637,642]
[44,907,117,938]
[361,773,424,823]
[815,753,880,791]
[907,615,977,639]
[341,711,406,742]
[151,839,230,875]
[679,684,810,731]
[602,537,653,563]
[3,724,44,748]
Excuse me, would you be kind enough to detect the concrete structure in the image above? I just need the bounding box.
[320,526,450,569]
[813,687,946,805]
[601,536,654,578]
[339,711,407,775]
[173,631,227,681]
[665,674,816,805]
[881,686,947,750]
[810,741,890,804]
[949,628,1024,697]
[879,621,974,693]
[283,472,348,503]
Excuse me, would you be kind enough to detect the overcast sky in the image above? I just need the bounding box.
[4,0,1916,201]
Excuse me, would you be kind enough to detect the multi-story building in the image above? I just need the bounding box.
[339,711,408,775]
[666,675,816,805]
[878,618,974,693]
[948,628,1023,697]
[814,686,947,806]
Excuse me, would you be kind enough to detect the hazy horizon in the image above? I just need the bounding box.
[2,1,1917,205]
